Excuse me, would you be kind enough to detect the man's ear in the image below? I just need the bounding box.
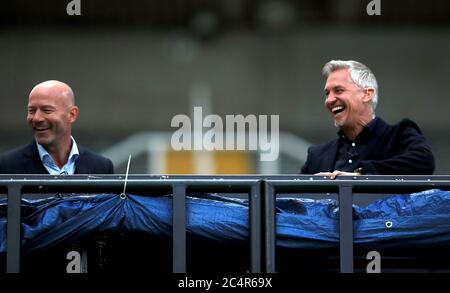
[68,106,79,123]
[363,88,374,103]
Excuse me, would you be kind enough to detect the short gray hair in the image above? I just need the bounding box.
[322,60,378,113]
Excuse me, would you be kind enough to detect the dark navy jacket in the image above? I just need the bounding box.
[0,141,114,174]
[300,117,435,175]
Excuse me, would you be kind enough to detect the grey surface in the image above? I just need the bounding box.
[1,27,449,173]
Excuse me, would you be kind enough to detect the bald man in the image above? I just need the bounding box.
[0,80,114,174]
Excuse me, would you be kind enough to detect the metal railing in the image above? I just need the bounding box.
[2,174,450,273]
[1,175,262,273]
[264,175,450,273]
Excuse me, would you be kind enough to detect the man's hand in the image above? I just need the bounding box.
[315,170,359,179]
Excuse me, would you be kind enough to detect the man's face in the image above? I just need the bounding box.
[324,69,368,128]
[27,87,77,148]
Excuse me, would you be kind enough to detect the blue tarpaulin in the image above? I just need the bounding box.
[1,189,450,255]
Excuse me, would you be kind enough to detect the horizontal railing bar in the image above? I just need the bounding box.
[1,176,449,195]
[0,179,259,186]
[266,179,450,192]
[0,177,259,197]
[3,174,450,180]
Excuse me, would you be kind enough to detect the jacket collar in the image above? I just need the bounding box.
[23,140,86,174]
[337,117,380,142]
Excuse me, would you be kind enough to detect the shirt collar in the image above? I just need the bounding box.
[36,136,80,163]
[337,116,379,141]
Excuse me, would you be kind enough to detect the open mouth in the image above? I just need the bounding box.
[33,127,50,133]
[331,105,345,115]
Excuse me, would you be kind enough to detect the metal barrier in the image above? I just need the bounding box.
[265,175,450,273]
[2,175,450,273]
[0,175,262,273]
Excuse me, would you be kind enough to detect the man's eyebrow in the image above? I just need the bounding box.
[324,85,345,92]
[27,105,56,110]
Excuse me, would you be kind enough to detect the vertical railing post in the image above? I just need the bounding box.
[249,182,261,273]
[339,184,354,273]
[7,185,22,273]
[172,184,186,273]
[264,182,276,273]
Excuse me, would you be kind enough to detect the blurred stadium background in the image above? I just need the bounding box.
[1,0,449,174]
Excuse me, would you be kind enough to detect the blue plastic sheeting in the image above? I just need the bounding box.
[1,189,450,254]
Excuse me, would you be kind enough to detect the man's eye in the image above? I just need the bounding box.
[28,109,35,114]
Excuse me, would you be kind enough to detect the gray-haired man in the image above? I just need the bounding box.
[301,60,435,178]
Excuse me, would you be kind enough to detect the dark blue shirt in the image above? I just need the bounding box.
[333,118,378,172]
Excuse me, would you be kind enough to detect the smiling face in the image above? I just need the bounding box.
[27,82,78,150]
[324,69,373,131]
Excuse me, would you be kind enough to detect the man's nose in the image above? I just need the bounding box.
[325,94,336,107]
[30,110,44,123]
